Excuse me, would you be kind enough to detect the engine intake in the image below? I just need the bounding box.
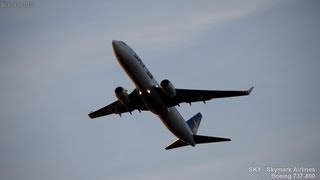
[115,86,130,105]
[160,79,176,98]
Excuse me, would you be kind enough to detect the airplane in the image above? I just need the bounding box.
[88,40,254,150]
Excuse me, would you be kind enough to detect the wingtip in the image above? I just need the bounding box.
[247,86,254,95]
[88,111,94,119]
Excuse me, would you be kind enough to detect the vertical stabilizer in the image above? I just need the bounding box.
[186,112,202,134]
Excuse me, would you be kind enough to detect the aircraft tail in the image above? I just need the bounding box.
[165,135,231,150]
[186,112,202,134]
[165,112,231,150]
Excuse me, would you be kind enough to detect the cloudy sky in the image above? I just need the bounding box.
[1,0,319,179]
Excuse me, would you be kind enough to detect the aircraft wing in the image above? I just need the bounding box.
[157,86,254,107]
[88,89,147,119]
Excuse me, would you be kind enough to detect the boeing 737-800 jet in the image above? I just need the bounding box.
[89,40,253,150]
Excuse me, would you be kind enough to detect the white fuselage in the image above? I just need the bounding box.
[112,40,195,146]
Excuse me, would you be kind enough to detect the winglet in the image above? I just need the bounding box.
[246,86,254,95]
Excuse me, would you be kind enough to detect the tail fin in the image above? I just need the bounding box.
[165,135,230,150]
[186,112,202,134]
[165,112,231,150]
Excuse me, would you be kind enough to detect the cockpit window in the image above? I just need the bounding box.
[120,41,127,46]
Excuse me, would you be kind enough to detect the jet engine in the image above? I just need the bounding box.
[115,86,130,105]
[160,79,177,98]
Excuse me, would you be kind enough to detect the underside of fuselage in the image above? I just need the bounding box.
[113,41,196,146]
[158,107,196,146]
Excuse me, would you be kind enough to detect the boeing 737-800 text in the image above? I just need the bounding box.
[89,40,253,150]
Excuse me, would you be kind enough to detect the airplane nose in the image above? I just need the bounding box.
[112,40,121,55]
[112,40,118,49]
[112,40,126,64]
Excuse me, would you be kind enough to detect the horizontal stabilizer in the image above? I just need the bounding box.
[165,135,231,150]
[165,139,187,150]
[193,135,231,144]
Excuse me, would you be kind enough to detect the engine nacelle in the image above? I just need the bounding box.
[160,79,177,98]
[115,86,130,105]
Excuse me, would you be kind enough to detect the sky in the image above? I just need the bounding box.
[1,0,320,180]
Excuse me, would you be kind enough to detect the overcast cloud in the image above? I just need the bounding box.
[1,1,319,180]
